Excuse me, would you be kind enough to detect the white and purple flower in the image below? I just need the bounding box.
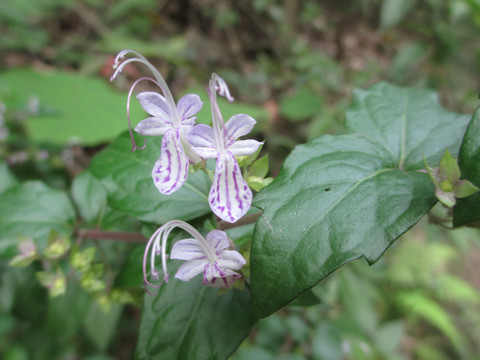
[142,220,246,292]
[188,74,262,223]
[111,50,203,194]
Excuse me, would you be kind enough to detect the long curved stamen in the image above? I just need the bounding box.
[126,77,162,151]
[211,73,234,102]
[209,81,226,154]
[169,220,217,261]
[142,220,219,294]
[208,74,237,154]
[142,226,164,294]
[111,50,181,127]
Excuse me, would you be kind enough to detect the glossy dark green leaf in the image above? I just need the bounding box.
[251,83,468,318]
[136,262,255,360]
[453,106,480,226]
[346,82,470,170]
[0,181,75,257]
[89,131,211,224]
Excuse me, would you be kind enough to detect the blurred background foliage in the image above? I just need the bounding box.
[1,0,480,359]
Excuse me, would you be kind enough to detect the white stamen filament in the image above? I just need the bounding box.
[208,74,235,154]
[142,220,219,291]
[111,49,181,128]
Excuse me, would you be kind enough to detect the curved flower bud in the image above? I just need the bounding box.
[143,221,246,293]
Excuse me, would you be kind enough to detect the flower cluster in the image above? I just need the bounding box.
[112,50,262,290]
[143,220,246,291]
[112,50,261,223]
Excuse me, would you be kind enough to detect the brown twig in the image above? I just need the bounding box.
[75,229,148,243]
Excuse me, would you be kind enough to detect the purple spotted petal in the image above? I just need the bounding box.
[151,129,189,194]
[188,124,218,159]
[175,259,209,281]
[224,114,257,145]
[209,153,252,223]
[228,139,262,156]
[203,264,241,288]
[177,94,203,123]
[170,239,206,261]
[135,117,172,136]
[137,92,170,118]
[205,230,231,252]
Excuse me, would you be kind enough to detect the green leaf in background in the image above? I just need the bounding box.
[186,86,269,132]
[89,131,211,224]
[396,291,465,354]
[136,262,255,360]
[311,322,342,360]
[71,170,108,223]
[114,245,144,288]
[380,0,417,29]
[100,34,188,65]
[0,162,18,194]
[251,83,469,318]
[84,301,123,351]
[0,181,75,258]
[249,155,269,178]
[279,87,323,122]
[453,105,480,226]
[0,69,143,145]
[389,42,429,82]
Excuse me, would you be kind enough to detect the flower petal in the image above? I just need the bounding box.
[137,92,170,118]
[203,264,241,288]
[228,139,262,156]
[174,259,208,281]
[177,94,203,122]
[188,124,215,146]
[152,129,189,194]
[224,114,256,144]
[134,117,172,136]
[206,230,231,252]
[187,124,218,159]
[170,239,207,261]
[217,250,247,270]
[209,153,252,223]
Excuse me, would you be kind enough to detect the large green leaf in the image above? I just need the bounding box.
[346,82,470,170]
[0,181,75,257]
[89,131,211,224]
[0,69,143,145]
[453,106,480,226]
[136,262,255,360]
[251,82,470,318]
